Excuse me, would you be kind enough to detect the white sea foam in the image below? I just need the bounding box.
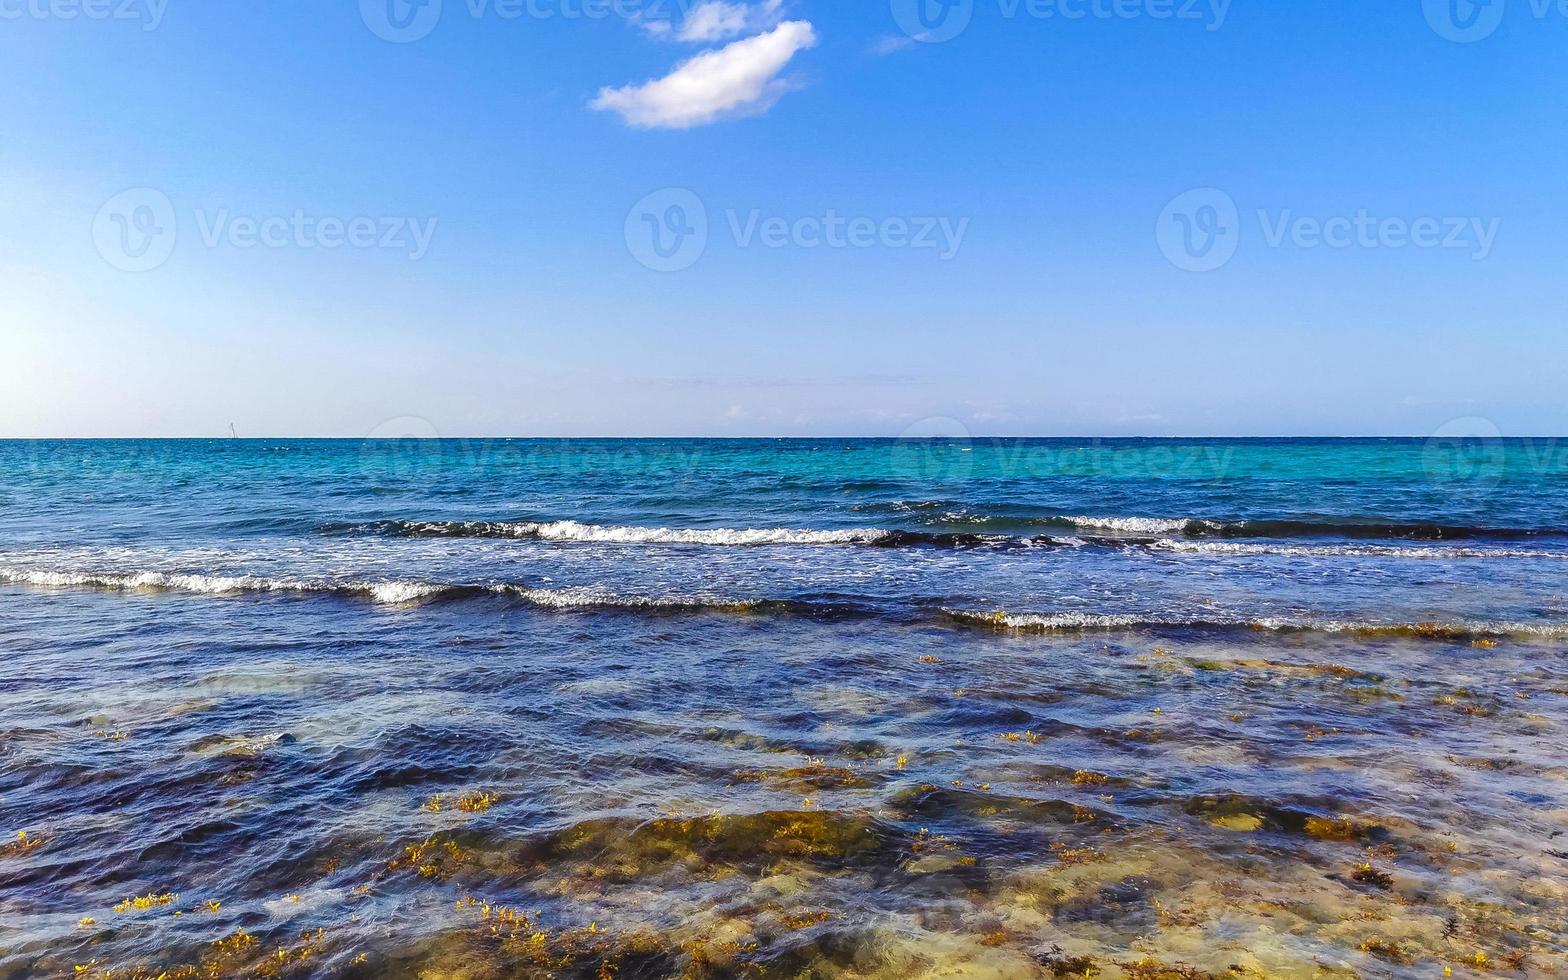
[1150,540,1567,560]
[1250,617,1568,638]
[0,567,453,604]
[365,581,451,604]
[0,565,779,613]
[508,585,749,610]
[494,521,890,546]
[0,568,305,594]
[945,607,1568,639]
[953,611,1162,630]
[1060,516,1193,534]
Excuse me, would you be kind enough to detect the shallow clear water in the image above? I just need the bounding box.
[2,439,1566,978]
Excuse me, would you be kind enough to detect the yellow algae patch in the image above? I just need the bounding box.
[1119,956,1249,979]
[1050,842,1107,866]
[385,835,473,879]
[113,892,178,913]
[733,761,871,791]
[1208,813,1264,832]
[1304,817,1367,842]
[1350,862,1394,890]
[548,809,889,883]
[779,908,836,930]
[75,926,272,980]
[2,830,44,858]
[457,791,499,813]
[421,789,498,816]
[1358,937,1416,966]
[213,928,258,954]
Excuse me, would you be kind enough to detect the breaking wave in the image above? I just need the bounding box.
[942,608,1568,641]
[1146,540,1568,560]
[0,567,471,605]
[1057,516,1563,541]
[7,564,1567,639]
[326,518,1567,560]
[504,587,876,619]
[0,566,877,618]
[329,519,1053,550]
[1056,516,1193,535]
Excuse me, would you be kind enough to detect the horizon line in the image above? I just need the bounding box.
[0,434,1559,442]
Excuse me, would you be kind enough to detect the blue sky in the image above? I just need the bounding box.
[1,0,1563,437]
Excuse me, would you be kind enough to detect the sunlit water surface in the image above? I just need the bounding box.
[2,439,1566,979]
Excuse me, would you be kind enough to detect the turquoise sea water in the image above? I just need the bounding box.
[3,439,1566,978]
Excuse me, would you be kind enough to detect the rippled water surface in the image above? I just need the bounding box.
[3,439,1567,979]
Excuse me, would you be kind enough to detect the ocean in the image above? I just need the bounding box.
[3,438,1565,978]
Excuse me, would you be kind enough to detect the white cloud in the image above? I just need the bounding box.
[870,34,919,55]
[680,0,782,42]
[639,0,785,43]
[592,20,818,129]
[679,1,750,41]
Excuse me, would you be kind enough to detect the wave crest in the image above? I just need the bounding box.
[942,608,1568,641]
[1149,540,1568,560]
[1061,516,1560,541]
[0,566,876,618]
[0,567,465,605]
[335,520,1046,550]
